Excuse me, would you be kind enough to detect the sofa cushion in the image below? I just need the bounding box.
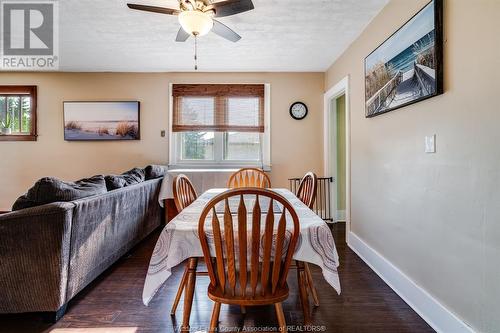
[145,165,167,180]
[105,168,145,191]
[12,195,36,211]
[12,175,107,211]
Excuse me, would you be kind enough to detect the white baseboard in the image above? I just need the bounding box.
[335,210,346,222]
[348,232,474,333]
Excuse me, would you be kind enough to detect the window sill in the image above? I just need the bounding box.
[168,164,272,172]
[168,168,239,174]
[0,134,37,141]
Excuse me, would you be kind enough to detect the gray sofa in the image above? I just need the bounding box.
[0,177,163,321]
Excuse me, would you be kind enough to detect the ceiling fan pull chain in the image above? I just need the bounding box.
[194,34,198,71]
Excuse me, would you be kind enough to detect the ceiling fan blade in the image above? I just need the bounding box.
[175,27,190,42]
[212,20,241,42]
[213,0,254,18]
[127,3,179,15]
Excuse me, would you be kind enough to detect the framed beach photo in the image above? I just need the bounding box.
[364,0,443,118]
[64,101,140,141]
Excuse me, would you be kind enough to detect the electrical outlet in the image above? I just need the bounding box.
[160,130,166,137]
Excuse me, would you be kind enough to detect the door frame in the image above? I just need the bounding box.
[323,75,351,242]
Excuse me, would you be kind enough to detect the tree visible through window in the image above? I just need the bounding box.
[0,86,37,141]
[182,131,214,160]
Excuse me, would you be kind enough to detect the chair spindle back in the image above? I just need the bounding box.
[172,174,198,212]
[198,188,300,299]
[296,172,318,209]
[227,168,271,189]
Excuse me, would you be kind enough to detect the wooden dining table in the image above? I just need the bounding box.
[142,188,341,331]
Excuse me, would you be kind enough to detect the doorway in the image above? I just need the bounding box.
[324,76,350,241]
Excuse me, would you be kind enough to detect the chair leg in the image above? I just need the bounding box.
[171,264,190,315]
[296,261,312,325]
[209,302,221,332]
[304,263,320,307]
[181,258,198,333]
[275,303,287,333]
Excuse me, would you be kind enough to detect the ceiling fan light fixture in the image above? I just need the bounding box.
[178,10,213,36]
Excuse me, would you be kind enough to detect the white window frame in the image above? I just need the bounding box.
[169,83,271,170]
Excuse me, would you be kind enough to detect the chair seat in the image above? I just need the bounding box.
[207,283,289,306]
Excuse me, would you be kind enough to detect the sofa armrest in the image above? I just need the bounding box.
[0,202,74,313]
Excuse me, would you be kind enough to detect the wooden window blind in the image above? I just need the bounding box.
[172,84,265,133]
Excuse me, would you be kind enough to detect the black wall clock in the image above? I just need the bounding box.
[290,102,308,120]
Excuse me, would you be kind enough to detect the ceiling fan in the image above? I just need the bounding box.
[127,0,254,43]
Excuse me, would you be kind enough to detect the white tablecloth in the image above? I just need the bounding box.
[143,188,341,305]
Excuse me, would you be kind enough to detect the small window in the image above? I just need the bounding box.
[0,86,37,141]
[170,84,270,168]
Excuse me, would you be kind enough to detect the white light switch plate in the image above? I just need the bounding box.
[425,135,436,153]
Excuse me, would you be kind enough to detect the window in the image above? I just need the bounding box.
[0,86,37,141]
[224,132,261,161]
[170,84,270,168]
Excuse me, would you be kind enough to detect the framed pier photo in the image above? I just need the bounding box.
[364,0,443,118]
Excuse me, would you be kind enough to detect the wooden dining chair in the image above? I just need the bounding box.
[172,174,198,212]
[296,172,320,307]
[198,188,300,332]
[297,172,318,210]
[227,168,271,189]
[170,174,202,315]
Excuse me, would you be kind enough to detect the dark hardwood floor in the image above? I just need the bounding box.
[0,223,434,333]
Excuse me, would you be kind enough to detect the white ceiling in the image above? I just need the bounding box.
[59,0,388,72]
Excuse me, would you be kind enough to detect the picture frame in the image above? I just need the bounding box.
[63,101,140,141]
[364,0,443,118]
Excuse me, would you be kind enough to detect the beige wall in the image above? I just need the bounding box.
[326,0,499,332]
[0,72,324,210]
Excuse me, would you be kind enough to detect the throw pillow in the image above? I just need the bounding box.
[145,165,167,180]
[105,167,146,191]
[12,175,107,211]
